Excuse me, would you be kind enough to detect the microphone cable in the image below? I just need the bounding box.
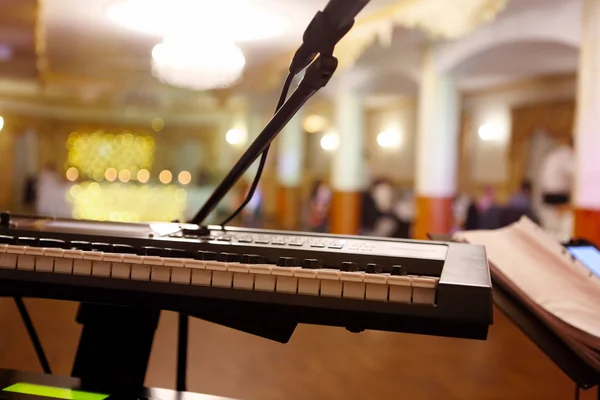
[219,72,295,227]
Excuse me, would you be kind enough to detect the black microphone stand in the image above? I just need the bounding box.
[190,54,338,226]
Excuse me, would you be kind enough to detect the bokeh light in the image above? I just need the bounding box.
[66,181,187,223]
[159,170,172,184]
[65,167,79,182]
[118,169,131,183]
[152,118,164,132]
[178,171,191,185]
[137,169,150,183]
[105,167,118,182]
[66,131,155,180]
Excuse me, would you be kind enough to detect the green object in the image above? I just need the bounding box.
[2,383,109,400]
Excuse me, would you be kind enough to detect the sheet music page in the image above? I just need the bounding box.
[454,217,600,340]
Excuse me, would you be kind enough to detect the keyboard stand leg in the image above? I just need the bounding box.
[71,303,160,393]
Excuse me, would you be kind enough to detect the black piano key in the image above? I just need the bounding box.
[241,254,266,264]
[165,248,194,259]
[391,265,407,276]
[277,257,299,267]
[142,246,163,256]
[196,251,218,261]
[303,259,320,269]
[0,235,15,244]
[16,237,38,247]
[340,261,360,272]
[366,263,384,274]
[92,242,112,252]
[70,241,92,251]
[112,244,137,254]
[39,238,68,249]
[218,252,240,263]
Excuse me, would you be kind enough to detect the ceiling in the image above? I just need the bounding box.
[0,0,584,120]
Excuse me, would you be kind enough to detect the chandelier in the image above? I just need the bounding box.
[107,0,288,91]
[151,36,246,91]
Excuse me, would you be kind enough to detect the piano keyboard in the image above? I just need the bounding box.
[0,243,439,304]
[0,215,493,341]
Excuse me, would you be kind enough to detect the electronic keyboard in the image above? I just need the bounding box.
[0,214,493,341]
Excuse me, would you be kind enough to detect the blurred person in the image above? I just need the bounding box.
[36,162,60,216]
[538,138,574,239]
[307,180,331,233]
[508,180,533,210]
[241,182,263,228]
[361,178,406,237]
[463,186,498,230]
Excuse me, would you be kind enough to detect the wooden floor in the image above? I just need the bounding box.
[0,298,597,400]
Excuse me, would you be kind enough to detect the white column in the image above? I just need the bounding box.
[331,89,365,191]
[276,113,304,187]
[415,46,460,199]
[573,0,600,211]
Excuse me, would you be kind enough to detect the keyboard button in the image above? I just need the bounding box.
[216,236,231,242]
[271,237,286,245]
[288,241,304,247]
[310,242,325,248]
[237,236,252,243]
[255,237,270,244]
[328,242,344,249]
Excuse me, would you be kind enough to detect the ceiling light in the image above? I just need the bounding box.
[320,133,339,152]
[478,123,503,141]
[377,129,401,149]
[151,36,245,90]
[304,114,328,133]
[106,0,287,42]
[226,128,246,145]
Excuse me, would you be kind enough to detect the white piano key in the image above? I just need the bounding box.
[131,264,151,280]
[151,266,171,283]
[341,272,365,300]
[143,256,164,266]
[364,274,388,302]
[0,253,18,269]
[388,276,412,303]
[92,261,112,277]
[294,269,319,296]
[111,262,131,279]
[411,276,439,305]
[83,251,103,261]
[184,259,205,270]
[25,247,45,256]
[102,253,124,263]
[171,266,191,285]
[73,259,92,276]
[35,256,55,272]
[123,254,143,264]
[17,255,36,271]
[0,244,6,253]
[229,264,253,290]
[191,269,211,286]
[64,249,83,259]
[54,258,74,274]
[317,269,342,298]
[163,258,185,268]
[205,261,227,271]
[251,264,275,292]
[272,267,299,294]
[212,271,233,288]
[6,245,26,254]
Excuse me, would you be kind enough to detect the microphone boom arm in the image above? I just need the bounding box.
[190,55,339,226]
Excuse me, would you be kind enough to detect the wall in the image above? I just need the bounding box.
[365,99,417,186]
[460,74,576,195]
